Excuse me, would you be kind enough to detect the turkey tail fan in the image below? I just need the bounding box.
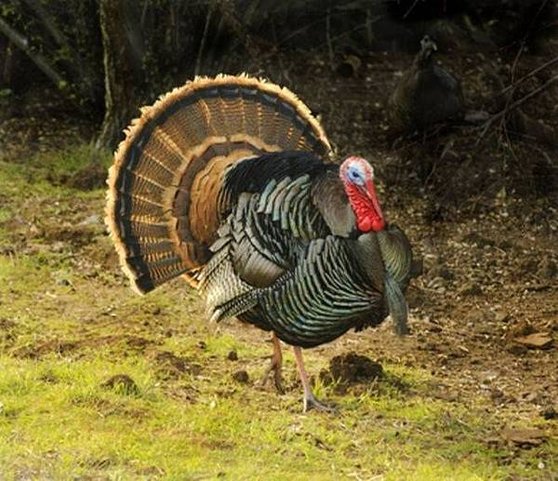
[106,74,332,294]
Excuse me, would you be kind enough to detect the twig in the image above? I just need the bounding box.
[326,8,334,70]
[480,74,558,138]
[403,0,421,19]
[499,55,558,96]
[0,16,66,88]
[510,41,525,83]
[195,3,214,76]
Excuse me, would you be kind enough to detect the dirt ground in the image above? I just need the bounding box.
[0,45,556,480]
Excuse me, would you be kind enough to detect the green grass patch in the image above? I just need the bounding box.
[0,144,556,480]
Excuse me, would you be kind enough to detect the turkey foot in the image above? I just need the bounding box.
[303,393,337,413]
[260,332,285,394]
[293,346,336,413]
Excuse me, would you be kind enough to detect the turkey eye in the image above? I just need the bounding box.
[349,169,362,183]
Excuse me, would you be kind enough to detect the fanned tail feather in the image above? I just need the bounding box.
[106,74,331,293]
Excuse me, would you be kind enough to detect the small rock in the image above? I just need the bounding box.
[197,341,207,350]
[514,332,553,350]
[101,374,140,395]
[227,350,238,361]
[232,370,250,384]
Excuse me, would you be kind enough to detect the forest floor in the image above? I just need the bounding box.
[0,47,557,481]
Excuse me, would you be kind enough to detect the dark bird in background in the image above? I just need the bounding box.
[389,35,465,135]
[106,75,413,412]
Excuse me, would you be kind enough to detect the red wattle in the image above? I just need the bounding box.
[358,216,373,232]
[371,217,385,231]
[345,183,385,233]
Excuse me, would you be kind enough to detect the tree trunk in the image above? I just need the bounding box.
[95,0,143,152]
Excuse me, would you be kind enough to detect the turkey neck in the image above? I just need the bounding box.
[416,46,434,70]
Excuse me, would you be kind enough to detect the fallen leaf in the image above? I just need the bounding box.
[514,332,553,349]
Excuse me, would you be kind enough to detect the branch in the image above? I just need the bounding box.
[195,3,213,76]
[499,55,558,96]
[480,74,558,138]
[326,8,334,70]
[403,0,421,19]
[0,16,66,88]
[22,0,68,49]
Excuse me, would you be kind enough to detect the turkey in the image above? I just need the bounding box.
[389,35,465,134]
[106,74,413,412]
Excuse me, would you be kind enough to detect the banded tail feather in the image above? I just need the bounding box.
[106,74,332,294]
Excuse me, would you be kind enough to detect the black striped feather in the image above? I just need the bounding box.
[198,150,413,348]
[377,226,413,289]
[256,236,384,347]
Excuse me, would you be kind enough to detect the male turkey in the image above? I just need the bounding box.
[389,35,465,134]
[106,75,413,411]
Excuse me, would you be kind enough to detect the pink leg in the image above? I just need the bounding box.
[293,346,335,412]
[261,332,285,394]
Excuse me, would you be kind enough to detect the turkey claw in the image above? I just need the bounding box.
[303,395,337,413]
[260,362,285,394]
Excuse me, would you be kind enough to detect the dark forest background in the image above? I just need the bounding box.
[0,0,557,205]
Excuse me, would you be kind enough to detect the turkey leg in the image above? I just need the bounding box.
[293,346,335,412]
[260,332,285,394]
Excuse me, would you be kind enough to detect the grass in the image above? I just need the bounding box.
[0,145,556,480]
